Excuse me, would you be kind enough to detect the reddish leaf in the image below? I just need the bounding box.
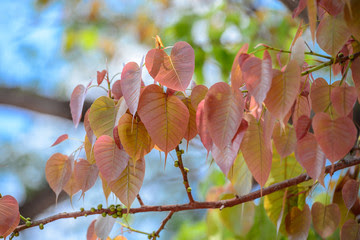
[75,159,99,196]
[341,219,360,240]
[316,13,351,57]
[319,0,344,16]
[63,161,81,198]
[109,158,145,209]
[240,50,273,104]
[331,82,357,117]
[93,135,130,183]
[313,112,357,163]
[231,43,249,90]
[196,100,213,155]
[265,60,301,122]
[45,153,72,200]
[100,173,111,202]
[342,179,360,210]
[0,195,20,238]
[285,204,311,240]
[212,120,248,176]
[307,0,317,42]
[240,114,272,187]
[311,202,341,238]
[292,0,306,18]
[295,115,312,140]
[273,122,296,158]
[118,113,154,160]
[178,95,198,144]
[86,220,97,240]
[137,84,189,156]
[50,134,68,147]
[295,133,326,185]
[205,82,244,149]
[145,42,195,91]
[310,77,331,113]
[70,84,87,128]
[293,95,311,126]
[351,56,360,103]
[113,126,122,150]
[344,0,360,41]
[112,80,123,100]
[120,62,142,115]
[97,70,107,85]
[191,84,208,110]
[89,96,117,138]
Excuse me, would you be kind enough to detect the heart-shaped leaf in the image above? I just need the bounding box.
[178,95,197,144]
[240,114,272,187]
[63,161,81,198]
[331,83,357,117]
[145,42,195,91]
[75,159,99,197]
[112,80,123,100]
[196,100,213,155]
[342,179,360,210]
[316,13,351,57]
[97,70,107,85]
[344,0,360,41]
[212,120,248,176]
[137,84,189,157]
[265,60,300,122]
[341,219,360,240]
[120,62,142,115]
[0,195,20,238]
[118,113,154,160]
[70,84,87,128]
[311,202,340,238]
[310,77,331,113]
[293,95,311,126]
[109,158,145,209]
[285,204,311,240]
[89,96,116,138]
[205,82,244,149]
[273,122,296,158]
[190,84,208,110]
[45,153,72,201]
[231,43,248,90]
[295,115,312,140]
[313,112,357,163]
[94,135,130,183]
[295,133,326,185]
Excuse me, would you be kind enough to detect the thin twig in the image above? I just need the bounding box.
[153,211,175,239]
[175,145,195,203]
[136,194,145,207]
[12,157,360,235]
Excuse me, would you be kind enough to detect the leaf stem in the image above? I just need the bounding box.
[118,222,151,236]
[175,145,195,203]
[257,46,333,59]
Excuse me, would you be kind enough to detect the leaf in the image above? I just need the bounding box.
[84,108,96,144]
[120,62,142,115]
[273,122,296,158]
[205,82,244,149]
[196,100,213,155]
[293,95,311,126]
[295,115,312,140]
[112,80,123,100]
[265,60,301,122]
[114,97,129,128]
[94,215,116,240]
[291,36,306,66]
[93,135,130,182]
[292,0,307,18]
[100,173,111,202]
[227,152,252,196]
[45,153,72,200]
[240,114,272,187]
[212,119,248,176]
[311,202,341,238]
[240,50,273,104]
[190,84,208,110]
[179,95,197,144]
[97,70,107,85]
[50,134,68,147]
[75,159,99,196]
[319,0,344,16]
[341,219,360,240]
[316,13,351,57]
[89,96,116,138]
[63,161,81,198]
[351,56,360,103]
[331,83,357,117]
[0,195,20,238]
[70,84,87,128]
[295,133,326,185]
[310,77,331,113]
[231,43,249,90]
[137,84,189,156]
[285,204,311,240]
[307,0,317,42]
[118,113,154,160]
[344,0,360,41]
[85,135,96,164]
[109,158,145,209]
[313,112,357,163]
[145,41,195,91]
[342,179,360,210]
[86,220,97,240]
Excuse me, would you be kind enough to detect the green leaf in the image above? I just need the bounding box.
[89,96,117,138]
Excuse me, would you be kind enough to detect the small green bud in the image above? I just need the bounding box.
[90,208,96,213]
[187,187,192,192]
[338,52,344,58]
[116,205,122,211]
[26,217,31,221]
[180,149,184,154]
[110,207,116,212]
[80,207,84,212]
[148,235,152,239]
[84,214,88,217]
[97,204,103,210]
[117,211,123,217]
[74,217,77,219]
[112,213,117,218]
[350,54,354,60]
[39,223,44,230]
[102,212,107,217]
[184,167,189,172]
[25,221,31,227]
[14,232,19,237]
[174,161,179,167]
[109,204,115,209]
[183,181,188,185]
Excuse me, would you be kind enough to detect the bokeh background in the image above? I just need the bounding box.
[0,0,310,239]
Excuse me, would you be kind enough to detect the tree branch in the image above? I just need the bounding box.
[175,146,195,203]
[153,211,174,239]
[13,157,360,235]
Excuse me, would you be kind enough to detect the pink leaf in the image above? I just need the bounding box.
[112,80,123,100]
[295,115,312,140]
[191,84,208,110]
[342,179,360,210]
[293,95,311,126]
[351,56,360,103]
[0,195,20,239]
[120,62,142,115]
[196,100,213,155]
[93,135,130,183]
[331,82,357,117]
[340,219,360,240]
[292,0,307,18]
[307,0,317,42]
[50,134,69,147]
[97,70,107,85]
[313,112,357,163]
[86,220,97,240]
[205,82,244,149]
[75,159,99,196]
[310,77,331,113]
[273,122,296,158]
[319,0,344,16]
[70,84,87,128]
[231,43,249,90]
[311,202,341,238]
[63,162,81,198]
[94,215,116,240]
